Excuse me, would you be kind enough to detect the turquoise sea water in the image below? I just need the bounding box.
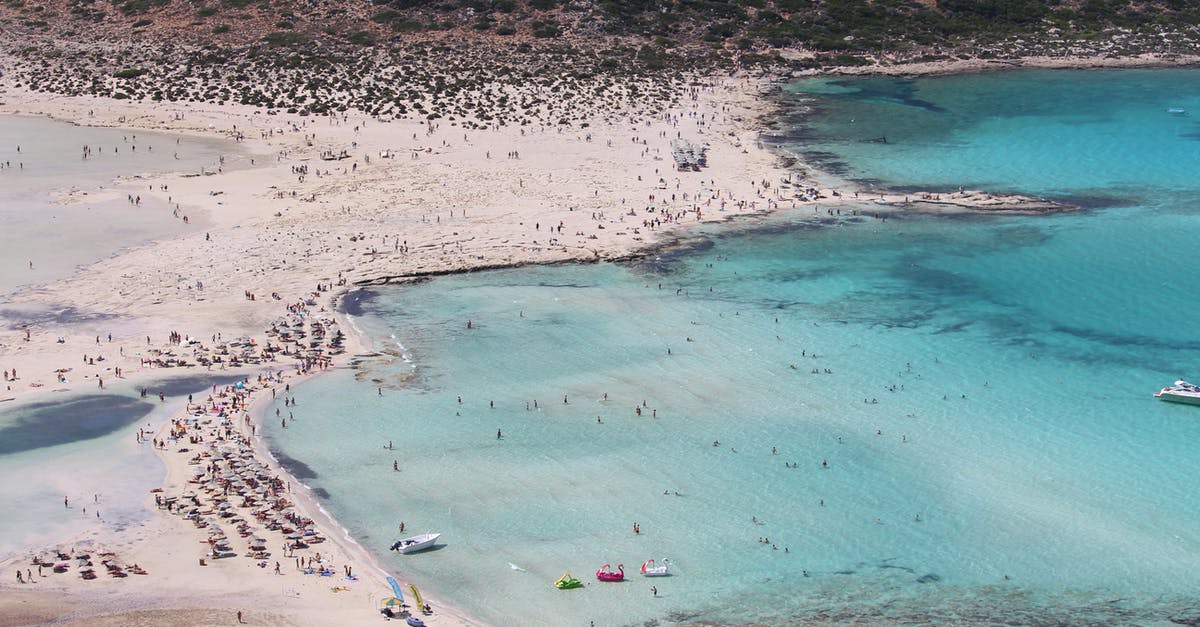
[271,69,1200,624]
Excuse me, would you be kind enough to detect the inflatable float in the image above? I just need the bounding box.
[595,563,625,582]
[554,573,583,589]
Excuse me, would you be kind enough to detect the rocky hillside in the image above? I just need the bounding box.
[4,0,1200,66]
[2,0,1199,123]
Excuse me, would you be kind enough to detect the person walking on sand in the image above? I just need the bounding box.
[237,610,244,623]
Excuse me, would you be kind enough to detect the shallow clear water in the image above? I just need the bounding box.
[0,115,240,295]
[0,389,163,555]
[0,374,248,558]
[781,69,1200,204]
[272,70,1200,624]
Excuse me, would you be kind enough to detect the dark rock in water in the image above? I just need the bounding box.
[665,610,703,623]
[916,573,942,584]
[338,288,378,316]
[269,447,319,480]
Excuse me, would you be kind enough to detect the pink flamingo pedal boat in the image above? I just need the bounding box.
[595,563,624,582]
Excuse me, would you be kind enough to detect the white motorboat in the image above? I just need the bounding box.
[1155,380,1200,405]
[389,533,440,554]
[640,558,671,577]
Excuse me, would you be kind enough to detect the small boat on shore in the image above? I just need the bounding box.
[640,558,671,576]
[1155,380,1200,405]
[389,533,440,554]
[596,563,624,582]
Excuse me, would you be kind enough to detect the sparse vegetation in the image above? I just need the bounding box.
[3,0,1197,68]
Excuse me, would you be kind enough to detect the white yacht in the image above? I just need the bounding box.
[389,533,440,554]
[1155,380,1200,405]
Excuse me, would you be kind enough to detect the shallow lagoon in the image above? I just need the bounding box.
[0,115,239,295]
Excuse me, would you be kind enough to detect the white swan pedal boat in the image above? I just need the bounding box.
[640,558,671,576]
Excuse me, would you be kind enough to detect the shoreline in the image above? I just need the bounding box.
[1,56,1193,625]
[786,51,1200,78]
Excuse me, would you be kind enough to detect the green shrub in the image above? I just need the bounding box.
[116,0,168,15]
[264,31,309,46]
[371,9,399,23]
[391,19,423,32]
[531,20,560,38]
